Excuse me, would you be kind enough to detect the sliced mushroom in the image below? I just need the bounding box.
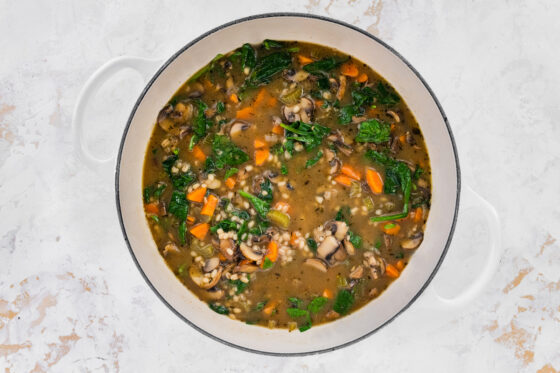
[304,258,328,273]
[219,239,236,261]
[332,246,347,262]
[387,110,400,123]
[240,243,263,262]
[405,131,416,145]
[364,252,386,279]
[325,220,349,241]
[299,97,315,123]
[202,288,225,300]
[163,243,180,257]
[342,239,356,256]
[230,121,251,138]
[329,158,342,175]
[390,136,401,153]
[317,236,339,259]
[189,266,223,289]
[336,75,347,101]
[236,263,260,273]
[325,148,336,162]
[282,104,300,123]
[187,82,205,98]
[351,115,368,124]
[383,234,393,249]
[283,69,310,82]
[325,310,340,319]
[369,287,379,298]
[203,257,220,273]
[349,265,364,279]
[327,130,353,156]
[401,232,424,250]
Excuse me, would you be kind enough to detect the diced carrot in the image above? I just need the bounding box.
[239,259,252,266]
[235,106,255,120]
[413,207,423,223]
[229,93,239,103]
[274,201,291,213]
[200,194,219,217]
[225,177,236,189]
[390,123,396,131]
[254,138,267,149]
[289,232,298,246]
[186,216,196,225]
[385,264,400,278]
[340,61,359,77]
[253,87,267,107]
[145,203,159,214]
[357,73,368,83]
[341,164,362,180]
[383,223,401,235]
[297,55,313,65]
[261,241,278,267]
[334,174,353,187]
[396,260,405,271]
[322,288,334,299]
[267,97,278,107]
[366,168,383,194]
[187,186,207,203]
[191,145,206,161]
[218,253,226,261]
[262,299,279,316]
[202,79,214,90]
[399,135,406,144]
[271,124,284,135]
[255,147,270,166]
[315,100,324,108]
[189,223,209,240]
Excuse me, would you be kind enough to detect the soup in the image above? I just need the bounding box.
[142,40,431,332]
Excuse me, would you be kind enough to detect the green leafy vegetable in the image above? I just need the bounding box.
[305,150,323,168]
[281,163,288,175]
[288,297,304,308]
[238,190,270,219]
[210,135,250,169]
[335,206,351,224]
[257,178,273,202]
[303,57,344,74]
[216,101,225,114]
[229,279,249,294]
[143,183,167,202]
[286,308,309,318]
[178,221,187,245]
[232,209,250,220]
[237,220,249,241]
[188,54,224,83]
[280,121,330,152]
[262,257,274,269]
[338,105,357,124]
[355,119,391,143]
[255,301,267,311]
[224,167,239,180]
[239,43,257,69]
[308,296,328,314]
[189,100,213,149]
[210,219,238,233]
[246,52,292,87]
[168,190,189,221]
[333,289,354,315]
[262,39,284,50]
[349,231,363,249]
[209,303,229,315]
[307,238,318,253]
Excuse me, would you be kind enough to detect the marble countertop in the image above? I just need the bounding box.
[1,0,559,371]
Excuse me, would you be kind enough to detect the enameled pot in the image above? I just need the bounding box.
[73,13,500,355]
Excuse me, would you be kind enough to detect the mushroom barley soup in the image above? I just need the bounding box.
[143,40,431,332]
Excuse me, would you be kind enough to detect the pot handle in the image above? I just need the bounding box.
[425,184,501,309]
[72,56,162,169]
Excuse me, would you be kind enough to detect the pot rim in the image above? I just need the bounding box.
[114,12,461,356]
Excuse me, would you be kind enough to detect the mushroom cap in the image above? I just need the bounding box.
[316,235,340,259]
[230,121,251,138]
[240,243,263,262]
[342,239,356,256]
[236,263,260,273]
[304,258,328,273]
[189,266,223,289]
[219,239,236,261]
[325,220,349,241]
[401,232,424,250]
[203,257,220,273]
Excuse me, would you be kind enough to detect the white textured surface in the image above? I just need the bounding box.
[0,1,559,372]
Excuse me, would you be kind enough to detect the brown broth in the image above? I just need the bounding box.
[142,41,431,331]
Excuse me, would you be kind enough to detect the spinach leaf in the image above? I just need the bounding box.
[232,209,250,220]
[178,221,187,245]
[303,57,343,74]
[286,308,309,318]
[281,163,288,175]
[246,52,292,87]
[280,121,330,151]
[189,100,213,150]
[317,74,331,90]
[171,171,196,189]
[257,178,273,202]
[333,289,354,315]
[307,238,318,253]
[162,154,178,176]
[237,220,249,241]
[188,54,224,83]
[168,190,189,221]
[355,119,391,143]
[210,219,237,233]
[248,218,269,236]
[240,43,257,69]
[255,301,267,311]
[211,135,250,169]
[308,296,328,314]
[305,150,323,169]
[143,183,167,202]
[262,39,284,50]
[349,231,363,249]
[375,82,400,106]
[229,279,249,294]
[238,190,270,219]
[335,206,351,224]
[338,105,357,124]
[288,297,304,308]
[209,303,229,315]
[153,183,167,199]
[216,101,225,114]
[224,167,239,180]
[262,257,274,269]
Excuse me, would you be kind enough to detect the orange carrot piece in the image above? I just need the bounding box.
[274,201,291,213]
[189,223,209,240]
[235,106,255,120]
[390,123,396,131]
[229,93,239,103]
[255,147,270,166]
[202,79,214,90]
[341,164,362,180]
[254,138,267,149]
[267,97,278,107]
[271,124,284,135]
[225,177,236,189]
[315,100,324,108]
[357,73,368,83]
[187,186,207,203]
[289,232,298,246]
[383,223,401,235]
[396,260,405,271]
[340,61,359,77]
[334,174,353,187]
[261,241,278,268]
[297,55,313,65]
[186,216,196,225]
[200,194,219,217]
[191,145,206,161]
[145,203,159,214]
[399,135,406,144]
[253,87,267,107]
[385,264,400,278]
[413,207,423,223]
[322,288,334,299]
[262,299,279,316]
[366,168,383,194]
[218,253,226,261]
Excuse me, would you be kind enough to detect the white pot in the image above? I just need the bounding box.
[73,14,500,355]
